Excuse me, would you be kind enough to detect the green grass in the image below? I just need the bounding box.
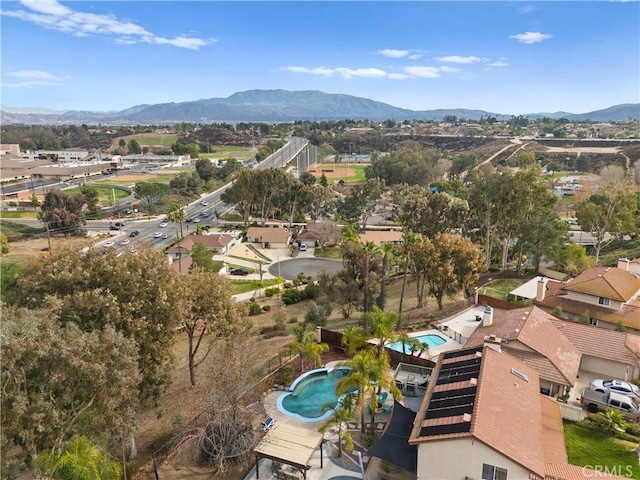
[314,245,342,260]
[479,279,527,301]
[0,211,39,219]
[231,279,278,295]
[63,185,130,206]
[0,220,45,241]
[563,421,640,479]
[316,163,368,183]
[598,237,640,268]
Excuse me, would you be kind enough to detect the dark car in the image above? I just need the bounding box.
[129,230,140,237]
[109,223,121,231]
[229,268,250,276]
[200,211,210,218]
[185,217,193,222]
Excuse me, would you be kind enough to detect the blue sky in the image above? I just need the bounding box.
[1,1,639,115]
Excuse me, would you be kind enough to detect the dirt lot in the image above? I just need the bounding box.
[309,166,357,178]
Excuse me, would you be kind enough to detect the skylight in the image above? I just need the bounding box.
[510,368,529,382]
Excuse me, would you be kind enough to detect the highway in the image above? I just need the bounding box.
[96,136,308,251]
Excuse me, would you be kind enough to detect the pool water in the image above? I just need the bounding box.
[278,368,351,422]
[386,333,447,353]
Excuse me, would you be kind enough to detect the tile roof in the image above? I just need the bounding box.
[410,346,548,478]
[502,347,572,386]
[464,307,581,387]
[358,230,403,245]
[549,317,640,366]
[246,227,291,243]
[560,266,640,302]
[540,396,567,464]
[536,286,640,330]
[166,234,234,254]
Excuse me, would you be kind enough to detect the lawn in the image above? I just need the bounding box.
[111,134,178,149]
[1,219,45,242]
[63,185,130,206]
[563,421,640,479]
[479,279,526,301]
[0,211,39,219]
[314,163,368,183]
[231,279,278,295]
[314,245,342,260]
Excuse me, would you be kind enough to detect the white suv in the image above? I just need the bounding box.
[299,243,308,252]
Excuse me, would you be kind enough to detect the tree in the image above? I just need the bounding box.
[576,179,637,264]
[415,233,484,310]
[290,324,328,372]
[80,186,100,218]
[516,206,568,271]
[17,243,179,405]
[376,241,395,310]
[33,435,121,480]
[342,240,381,321]
[1,232,9,254]
[450,152,478,178]
[168,204,185,239]
[174,268,250,386]
[304,297,332,326]
[393,185,469,238]
[516,150,536,169]
[216,158,242,181]
[366,307,398,359]
[39,189,87,237]
[320,172,329,187]
[134,181,171,214]
[319,399,354,458]
[397,231,419,328]
[127,139,141,154]
[195,158,217,183]
[340,326,367,356]
[1,261,25,305]
[1,307,139,467]
[190,243,216,271]
[335,349,378,435]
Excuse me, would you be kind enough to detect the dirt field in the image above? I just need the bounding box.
[109,174,156,182]
[309,166,357,178]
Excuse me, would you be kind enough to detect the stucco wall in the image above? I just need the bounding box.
[581,356,634,380]
[416,437,531,480]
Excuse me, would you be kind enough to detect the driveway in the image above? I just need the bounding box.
[269,258,343,280]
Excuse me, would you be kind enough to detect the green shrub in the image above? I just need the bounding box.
[248,302,262,316]
[282,289,305,305]
[625,423,640,437]
[262,305,271,312]
[281,365,295,386]
[303,282,319,299]
[264,287,280,298]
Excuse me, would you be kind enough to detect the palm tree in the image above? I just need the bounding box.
[290,324,328,372]
[366,307,398,359]
[397,231,419,329]
[341,325,367,357]
[335,349,379,435]
[368,353,403,432]
[32,435,121,480]
[360,241,381,320]
[168,204,185,240]
[377,241,395,310]
[319,396,355,458]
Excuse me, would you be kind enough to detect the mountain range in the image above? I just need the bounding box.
[1,90,638,124]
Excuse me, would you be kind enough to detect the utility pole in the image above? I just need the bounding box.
[45,222,52,256]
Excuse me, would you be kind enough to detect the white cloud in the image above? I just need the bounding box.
[435,55,481,64]
[485,60,509,67]
[2,69,65,88]
[518,5,536,14]
[403,66,440,78]
[377,49,409,58]
[282,66,387,79]
[510,31,553,44]
[408,53,422,60]
[1,0,210,50]
[388,73,411,80]
[439,66,461,73]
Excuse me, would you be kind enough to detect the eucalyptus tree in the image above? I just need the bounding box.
[576,177,637,265]
[397,231,419,328]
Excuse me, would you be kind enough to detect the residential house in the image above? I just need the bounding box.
[535,258,640,333]
[358,230,403,246]
[408,346,566,480]
[296,222,341,247]
[464,306,581,398]
[245,227,291,249]
[166,234,236,260]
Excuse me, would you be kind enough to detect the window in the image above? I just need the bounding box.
[482,463,508,480]
[598,297,610,307]
[589,317,598,326]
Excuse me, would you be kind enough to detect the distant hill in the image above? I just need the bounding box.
[1,90,638,124]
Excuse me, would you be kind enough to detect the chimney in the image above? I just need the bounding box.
[536,277,548,302]
[484,335,501,352]
[482,306,494,327]
[618,258,630,271]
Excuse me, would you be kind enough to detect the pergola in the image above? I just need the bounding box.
[253,422,324,480]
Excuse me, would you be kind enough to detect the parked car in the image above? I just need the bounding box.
[590,379,640,397]
[153,232,162,238]
[129,230,140,237]
[299,243,308,252]
[581,388,640,420]
[230,268,250,276]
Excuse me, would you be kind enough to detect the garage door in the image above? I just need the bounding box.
[581,356,629,379]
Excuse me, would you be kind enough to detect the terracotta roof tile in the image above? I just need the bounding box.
[561,266,640,302]
[540,396,567,464]
[246,227,291,243]
[464,307,581,386]
[358,230,403,245]
[166,234,234,254]
[503,347,572,386]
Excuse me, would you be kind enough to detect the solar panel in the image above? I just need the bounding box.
[429,394,476,409]
[437,372,479,384]
[438,357,482,370]
[424,404,475,419]
[420,421,471,437]
[431,386,477,399]
[438,364,481,377]
[442,347,482,359]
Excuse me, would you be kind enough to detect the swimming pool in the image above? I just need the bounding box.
[386,333,447,354]
[277,367,351,422]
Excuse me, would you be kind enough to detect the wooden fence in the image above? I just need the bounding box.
[477,293,526,311]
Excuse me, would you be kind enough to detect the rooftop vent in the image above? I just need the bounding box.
[510,368,529,382]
